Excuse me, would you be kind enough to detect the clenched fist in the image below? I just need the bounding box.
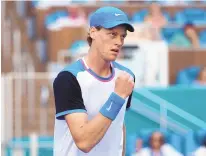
[114,71,135,99]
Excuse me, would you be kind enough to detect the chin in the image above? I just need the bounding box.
[107,55,118,62]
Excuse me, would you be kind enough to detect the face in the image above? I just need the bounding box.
[200,67,206,82]
[68,6,79,16]
[90,25,127,62]
[185,27,196,38]
[150,132,163,150]
[150,3,161,16]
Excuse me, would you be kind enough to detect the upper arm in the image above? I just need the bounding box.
[53,71,89,142]
[53,71,87,120]
[65,112,88,141]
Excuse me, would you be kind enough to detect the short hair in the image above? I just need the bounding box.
[149,131,165,146]
[87,26,102,46]
[183,22,195,32]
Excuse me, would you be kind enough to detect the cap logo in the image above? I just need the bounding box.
[115,13,122,16]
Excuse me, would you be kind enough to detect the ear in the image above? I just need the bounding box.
[89,27,98,40]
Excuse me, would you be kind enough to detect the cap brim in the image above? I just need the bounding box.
[102,21,135,32]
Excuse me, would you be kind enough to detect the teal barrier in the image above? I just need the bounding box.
[125,109,159,135]
[127,86,206,131]
[150,86,206,122]
[5,136,53,156]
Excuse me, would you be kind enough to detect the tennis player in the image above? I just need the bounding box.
[53,6,135,156]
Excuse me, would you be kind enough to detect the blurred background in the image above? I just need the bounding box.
[1,0,206,156]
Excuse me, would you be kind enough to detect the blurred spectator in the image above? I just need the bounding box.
[46,6,86,30]
[131,138,143,156]
[144,3,167,32]
[193,66,206,86]
[133,131,183,156]
[66,5,86,26]
[170,23,200,48]
[136,138,143,153]
[193,135,206,156]
[127,23,161,41]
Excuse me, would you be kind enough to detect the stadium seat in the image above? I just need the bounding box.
[174,11,187,25]
[45,11,69,28]
[195,129,206,146]
[45,13,58,28]
[199,30,206,47]
[175,8,206,25]
[131,10,148,23]
[163,12,171,22]
[170,133,184,153]
[183,131,198,156]
[175,66,202,85]
[161,27,183,43]
[126,134,138,156]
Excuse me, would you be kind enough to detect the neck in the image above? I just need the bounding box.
[152,148,161,153]
[84,46,112,78]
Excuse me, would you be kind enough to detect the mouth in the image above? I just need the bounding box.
[110,49,119,53]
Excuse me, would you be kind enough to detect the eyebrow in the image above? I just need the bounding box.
[108,29,127,36]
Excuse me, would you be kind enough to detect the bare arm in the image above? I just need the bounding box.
[65,113,112,153]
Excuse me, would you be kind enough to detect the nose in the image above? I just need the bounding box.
[115,36,124,48]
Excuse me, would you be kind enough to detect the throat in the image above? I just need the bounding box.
[83,57,113,78]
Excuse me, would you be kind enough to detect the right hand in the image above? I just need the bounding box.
[114,71,135,99]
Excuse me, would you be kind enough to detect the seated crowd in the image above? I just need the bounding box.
[176,65,206,86]
[130,130,206,156]
[16,0,205,86]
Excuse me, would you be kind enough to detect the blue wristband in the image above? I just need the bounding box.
[100,92,125,121]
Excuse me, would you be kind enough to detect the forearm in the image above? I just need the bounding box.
[76,114,112,152]
[66,92,125,153]
[82,93,125,150]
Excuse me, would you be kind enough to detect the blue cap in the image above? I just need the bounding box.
[90,7,134,32]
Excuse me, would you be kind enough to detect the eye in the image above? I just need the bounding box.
[119,34,126,40]
[121,34,126,39]
[110,32,116,38]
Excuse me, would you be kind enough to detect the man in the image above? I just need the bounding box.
[53,6,135,156]
[133,131,183,156]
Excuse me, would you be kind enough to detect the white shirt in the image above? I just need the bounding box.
[133,144,183,156]
[193,146,206,156]
[53,58,135,156]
